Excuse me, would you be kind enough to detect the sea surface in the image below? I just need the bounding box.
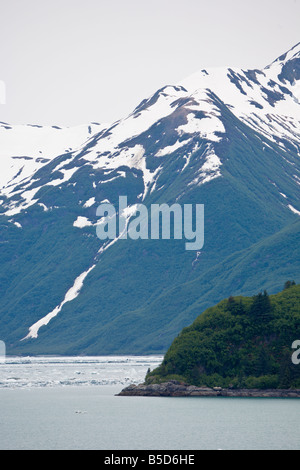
[0,356,299,450]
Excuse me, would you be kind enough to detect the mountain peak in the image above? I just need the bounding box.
[0,43,300,357]
[273,42,300,65]
[266,42,300,85]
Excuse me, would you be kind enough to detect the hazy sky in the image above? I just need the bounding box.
[1,0,300,126]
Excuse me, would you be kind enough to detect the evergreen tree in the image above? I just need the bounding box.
[226,296,246,315]
[256,346,270,376]
[250,290,272,322]
[279,351,293,388]
[284,280,296,290]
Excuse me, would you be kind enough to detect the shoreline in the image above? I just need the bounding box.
[117,381,300,398]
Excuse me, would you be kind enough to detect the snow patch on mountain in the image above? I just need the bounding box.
[288,204,300,216]
[47,167,79,187]
[188,145,222,187]
[83,197,96,208]
[155,138,192,157]
[176,89,225,142]
[86,144,161,200]
[292,80,300,103]
[0,123,107,190]
[22,265,96,340]
[2,168,79,216]
[177,111,224,142]
[11,221,22,228]
[73,216,95,228]
[4,187,40,216]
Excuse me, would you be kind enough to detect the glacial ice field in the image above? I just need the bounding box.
[0,355,163,389]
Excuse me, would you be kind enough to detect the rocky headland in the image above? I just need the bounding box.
[117,381,300,398]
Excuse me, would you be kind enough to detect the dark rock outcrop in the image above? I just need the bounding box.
[117,381,300,398]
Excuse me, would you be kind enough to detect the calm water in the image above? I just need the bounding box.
[0,357,299,450]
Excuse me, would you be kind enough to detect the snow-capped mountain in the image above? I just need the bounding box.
[0,43,299,355]
[2,43,300,219]
[0,122,107,214]
[180,42,300,147]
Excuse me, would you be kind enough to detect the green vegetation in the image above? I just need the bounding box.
[146,283,300,389]
[1,96,300,356]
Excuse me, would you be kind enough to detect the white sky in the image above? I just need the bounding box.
[0,0,300,126]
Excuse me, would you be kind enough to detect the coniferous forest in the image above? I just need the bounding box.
[146,283,300,389]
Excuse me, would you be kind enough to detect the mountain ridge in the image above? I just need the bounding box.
[0,43,299,355]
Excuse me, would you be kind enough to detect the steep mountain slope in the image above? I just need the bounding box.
[0,43,299,355]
